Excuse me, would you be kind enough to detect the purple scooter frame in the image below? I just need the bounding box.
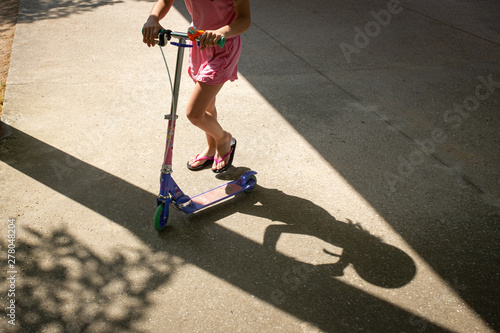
[153,29,257,231]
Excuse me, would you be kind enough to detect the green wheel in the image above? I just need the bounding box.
[244,175,257,194]
[153,203,169,231]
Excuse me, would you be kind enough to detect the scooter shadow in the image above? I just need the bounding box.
[177,166,416,289]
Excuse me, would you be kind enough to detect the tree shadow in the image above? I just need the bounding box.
[0,226,177,332]
[0,0,19,35]
[16,0,123,24]
[0,126,449,332]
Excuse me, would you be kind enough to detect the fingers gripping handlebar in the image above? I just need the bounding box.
[186,26,225,48]
[150,27,225,48]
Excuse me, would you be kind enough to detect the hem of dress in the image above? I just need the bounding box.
[189,73,239,85]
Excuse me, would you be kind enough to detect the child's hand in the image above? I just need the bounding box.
[142,16,163,47]
[199,30,225,50]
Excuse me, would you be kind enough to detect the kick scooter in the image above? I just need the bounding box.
[151,28,257,231]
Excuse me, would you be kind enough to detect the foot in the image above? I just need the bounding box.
[213,133,236,173]
[187,146,215,170]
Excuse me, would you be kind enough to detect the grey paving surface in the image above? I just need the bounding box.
[0,0,499,332]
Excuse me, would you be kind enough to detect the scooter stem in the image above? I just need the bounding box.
[163,37,187,170]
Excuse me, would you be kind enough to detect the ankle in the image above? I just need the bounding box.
[216,131,230,144]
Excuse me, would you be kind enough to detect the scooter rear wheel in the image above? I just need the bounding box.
[244,175,257,194]
[153,203,169,231]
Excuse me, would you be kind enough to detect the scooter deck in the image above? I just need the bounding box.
[191,182,243,206]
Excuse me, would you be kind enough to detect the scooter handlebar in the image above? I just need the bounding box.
[186,26,225,48]
[145,27,225,48]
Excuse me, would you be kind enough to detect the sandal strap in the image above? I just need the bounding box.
[192,154,214,162]
[215,148,233,164]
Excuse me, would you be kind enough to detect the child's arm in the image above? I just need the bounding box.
[199,0,251,49]
[224,0,251,38]
[143,0,175,47]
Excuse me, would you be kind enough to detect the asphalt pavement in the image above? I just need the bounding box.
[1,0,499,332]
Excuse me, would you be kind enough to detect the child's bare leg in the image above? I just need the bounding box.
[186,82,232,170]
[187,98,217,168]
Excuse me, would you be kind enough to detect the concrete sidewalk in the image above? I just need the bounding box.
[1,0,499,332]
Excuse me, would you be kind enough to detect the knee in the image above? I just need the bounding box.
[186,108,204,125]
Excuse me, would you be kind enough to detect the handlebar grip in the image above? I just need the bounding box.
[196,36,225,48]
[188,26,225,48]
[217,36,225,48]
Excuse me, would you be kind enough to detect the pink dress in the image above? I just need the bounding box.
[184,0,242,85]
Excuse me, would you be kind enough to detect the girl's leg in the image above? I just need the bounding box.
[187,98,217,168]
[186,82,232,170]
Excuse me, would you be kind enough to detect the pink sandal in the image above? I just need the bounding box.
[213,138,237,173]
[187,154,214,171]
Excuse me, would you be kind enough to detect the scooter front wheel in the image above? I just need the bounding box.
[153,203,169,231]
